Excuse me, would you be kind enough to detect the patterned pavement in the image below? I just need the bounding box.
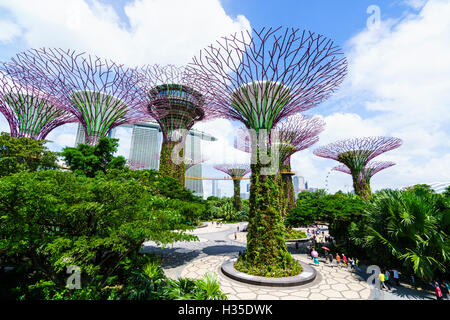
[142,222,436,300]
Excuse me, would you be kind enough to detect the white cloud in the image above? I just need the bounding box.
[310,0,450,193]
[0,20,21,43]
[0,0,250,66]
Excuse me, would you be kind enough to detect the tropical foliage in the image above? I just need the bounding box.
[0,132,58,177]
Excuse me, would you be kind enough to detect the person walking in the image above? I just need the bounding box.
[393,269,400,286]
[379,271,388,291]
[385,270,391,285]
[355,258,360,272]
[336,253,341,266]
[328,253,334,265]
[351,258,356,271]
[440,281,449,300]
[433,281,443,300]
[342,254,347,268]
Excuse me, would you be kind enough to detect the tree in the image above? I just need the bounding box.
[0,132,57,177]
[349,190,450,281]
[60,137,126,177]
[0,170,198,299]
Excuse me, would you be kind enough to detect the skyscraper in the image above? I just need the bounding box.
[74,121,215,197]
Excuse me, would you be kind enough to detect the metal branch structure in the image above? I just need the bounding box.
[276,114,325,213]
[136,64,218,184]
[5,48,149,145]
[0,67,76,139]
[185,156,208,172]
[314,137,402,198]
[188,26,347,275]
[214,164,251,212]
[333,161,396,196]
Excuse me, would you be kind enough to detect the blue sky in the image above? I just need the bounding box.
[0,0,448,198]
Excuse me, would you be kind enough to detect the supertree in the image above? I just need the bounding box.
[0,66,76,139]
[185,156,208,172]
[5,48,149,145]
[235,114,325,216]
[135,64,217,185]
[314,137,402,198]
[276,114,325,214]
[214,164,251,212]
[333,161,396,195]
[188,26,347,275]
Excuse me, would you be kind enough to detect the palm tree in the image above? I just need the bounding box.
[352,189,450,281]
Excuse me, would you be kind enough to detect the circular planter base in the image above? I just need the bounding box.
[221,258,316,287]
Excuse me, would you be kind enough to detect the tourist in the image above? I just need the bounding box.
[384,270,392,289]
[379,271,388,290]
[237,225,239,232]
[328,253,333,265]
[393,269,400,286]
[440,281,449,300]
[433,281,443,300]
[342,254,347,267]
[355,258,360,272]
[350,258,356,271]
[234,232,237,240]
[336,253,341,266]
[314,256,320,266]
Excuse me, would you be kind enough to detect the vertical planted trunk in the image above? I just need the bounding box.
[159,140,186,185]
[233,178,242,212]
[352,172,372,199]
[237,144,296,275]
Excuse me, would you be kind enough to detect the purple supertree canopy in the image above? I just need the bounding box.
[214,164,251,179]
[135,64,219,142]
[0,66,76,139]
[187,27,347,131]
[6,48,149,145]
[276,114,326,165]
[333,161,396,179]
[314,136,403,172]
[185,156,208,171]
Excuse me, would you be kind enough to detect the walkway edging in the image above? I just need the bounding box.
[221,258,317,287]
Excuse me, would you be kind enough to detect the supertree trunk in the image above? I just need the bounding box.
[280,165,296,215]
[159,139,185,185]
[242,145,294,273]
[233,178,242,212]
[352,174,372,199]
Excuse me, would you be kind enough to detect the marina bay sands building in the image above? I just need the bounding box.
[75,122,216,197]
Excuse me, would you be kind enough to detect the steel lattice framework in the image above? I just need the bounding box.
[333,161,396,180]
[0,67,76,139]
[314,137,402,198]
[135,64,218,184]
[188,26,347,132]
[214,164,251,180]
[136,64,218,141]
[276,114,325,213]
[5,48,149,145]
[276,114,325,170]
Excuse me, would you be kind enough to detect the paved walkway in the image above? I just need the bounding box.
[142,222,436,300]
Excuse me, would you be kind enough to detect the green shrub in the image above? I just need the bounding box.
[0,170,197,299]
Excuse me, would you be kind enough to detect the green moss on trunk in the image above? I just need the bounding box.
[233,178,242,212]
[235,148,300,277]
[159,140,185,185]
[352,175,372,199]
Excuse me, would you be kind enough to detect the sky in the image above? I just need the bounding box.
[0,0,449,198]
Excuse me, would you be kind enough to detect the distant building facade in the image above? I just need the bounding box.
[75,121,216,198]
